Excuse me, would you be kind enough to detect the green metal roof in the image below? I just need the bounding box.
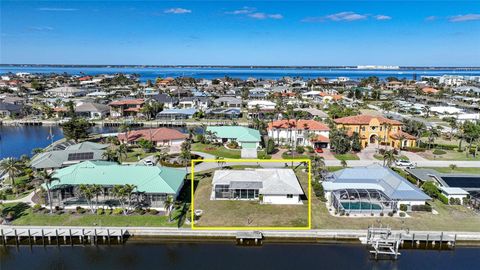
[49,161,186,194]
[206,126,261,142]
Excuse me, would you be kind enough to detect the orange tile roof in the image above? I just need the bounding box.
[268,119,330,131]
[53,107,68,112]
[422,87,439,94]
[390,130,417,140]
[334,115,402,125]
[310,134,330,143]
[118,128,188,143]
[109,99,144,106]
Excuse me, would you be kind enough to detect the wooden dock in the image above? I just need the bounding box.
[236,231,263,245]
[361,227,457,260]
[0,227,128,246]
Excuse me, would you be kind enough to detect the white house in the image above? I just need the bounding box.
[439,187,469,204]
[267,119,330,149]
[247,100,275,110]
[46,86,88,98]
[211,169,304,205]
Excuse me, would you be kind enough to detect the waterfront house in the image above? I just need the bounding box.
[322,164,431,214]
[178,96,211,110]
[333,115,417,149]
[211,168,304,205]
[156,108,197,120]
[206,126,261,158]
[47,161,186,209]
[0,102,22,118]
[213,97,242,108]
[46,86,88,98]
[205,108,241,119]
[75,102,110,119]
[31,142,108,171]
[267,119,330,149]
[109,98,145,118]
[150,93,178,109]
[118,128,188,147]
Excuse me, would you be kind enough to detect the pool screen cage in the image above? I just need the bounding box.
[331,188,397,214]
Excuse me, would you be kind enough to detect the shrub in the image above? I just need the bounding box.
[296,146,305,154]
[305,146,314,153]
[435,144,456,150]
[76,206,86,214]
[96,208,105,215]
[404,147,426,153]
[387,212,394,217]
[113,208,124,215]
[399,212,406,217]
[412,204,432,212]
[147,209,159,215]
[33,204,43,212]
[438,194,449,204]
[399,204,407,212]
[432,149,446,155]
[379,212,384,217]
[134,208,146,215]
[422,181,440,198]
[345,212,350,216]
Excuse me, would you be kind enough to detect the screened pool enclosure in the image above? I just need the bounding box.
[331,189,397,214]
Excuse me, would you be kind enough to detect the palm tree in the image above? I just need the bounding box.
[102,148,118,162]
[422,105,431,118]
[382,150,396,167]
[164,195,174,222]
[35,170,55,214]
[340,159,347,168]
[449,164,457,171]
[116,144,129,162]
[79,184,96,213]
[426,126,441,149]
[154,149,169,166]
[91,184,103,211]
[0,158,21,194]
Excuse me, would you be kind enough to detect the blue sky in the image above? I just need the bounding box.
[1,1,479,66]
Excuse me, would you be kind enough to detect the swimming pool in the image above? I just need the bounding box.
[341,202,382,210]
[441,176,480,188]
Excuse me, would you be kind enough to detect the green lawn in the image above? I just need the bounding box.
[193,167,309,227]
[123,148,151,162]
[333,153,360,160]
[192,143,271,159]
[422,167,480,174]
[2,203,187,227]
[417,149,480,161]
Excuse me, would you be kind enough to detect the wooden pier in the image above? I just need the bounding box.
[236,231,263,246]
[362,227,457,260]
[0,227,129,246]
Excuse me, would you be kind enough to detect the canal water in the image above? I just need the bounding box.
[0,125,201,159]
[0,242,479,270]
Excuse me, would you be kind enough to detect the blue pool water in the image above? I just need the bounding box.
[341,202,382,210]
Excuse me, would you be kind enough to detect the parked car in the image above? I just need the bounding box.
[395,159,415,169]
[315,148,324,153]
[143,159,155,166]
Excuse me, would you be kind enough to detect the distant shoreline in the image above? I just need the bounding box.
[1,64,480,71]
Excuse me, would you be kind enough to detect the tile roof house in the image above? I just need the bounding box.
[0,102,22,118]
[118,128,188,146]
[206,126,261,158]
[109,98,145,118]
[323,164,431,213]
[211,168,304,204]
[267,119,330,148]
[48,161,186,208]
[334,115,416,149]
[75,102,110,119]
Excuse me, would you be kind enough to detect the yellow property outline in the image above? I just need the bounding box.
[190,159,312,230]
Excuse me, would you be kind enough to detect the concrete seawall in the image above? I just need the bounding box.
[3,226,480,245]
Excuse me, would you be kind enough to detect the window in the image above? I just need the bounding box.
[287,194,293,198]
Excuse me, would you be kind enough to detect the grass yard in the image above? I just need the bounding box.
[417,149,480,161]
[2,202,186,227]
[312,199,480,231]
[333,153,360,161]
[193,167,309,228]
[123,147,151,162]
[422,167,480,174]
[192,143,271,159]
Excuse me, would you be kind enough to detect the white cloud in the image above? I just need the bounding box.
[425,16,438,21]
[28,26,54,31]
[448,14,480,22]
[225,7,256,15]
[164,8,192,14]
[325,12,367,21]
[38,8,78,11]
[303,12,393,22]
[226,7,282,20]
[375,15,392,21]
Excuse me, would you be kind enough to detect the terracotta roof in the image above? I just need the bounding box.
[123,107,141,112]
[334,115,402,125]
[268,119,330,131]
[310,134,330,143]
[53,107,68,112]
[109,99,144,106]
[118,128,188,143]
[422,87,439,94]
[390,130,417,140]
